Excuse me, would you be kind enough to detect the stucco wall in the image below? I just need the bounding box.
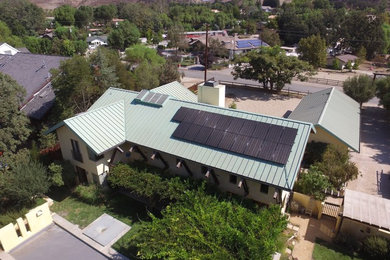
[309,127,348,152]
[56,127,291,206]
[340,218,390,241]
[292,192,323,218]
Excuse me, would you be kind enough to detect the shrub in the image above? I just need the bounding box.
[229,101,237,109]
[302,142,328,167]
[48,162,65,187]
[294,166,331,201]
[362,236,390,260]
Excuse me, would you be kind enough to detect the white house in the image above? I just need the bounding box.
[0,42,19,55]
[86,36,108,50]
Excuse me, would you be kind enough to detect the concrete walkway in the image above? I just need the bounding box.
[53,214,129,260]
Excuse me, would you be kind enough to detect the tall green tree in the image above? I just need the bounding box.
[375,77,390,110]
[51,56,95,118]
[233,46,314,91]
[108,20,140,50]
[125,44,165,65]
[90,47,120,90]
[0,73,31,153]
[160,59,181,85]
[297,35,327,68]
[0,22,24,47]
[294,166,331,201]
[134,62,161,90]
[260,28,281,47]
[94,4,117,23]
[54,5,77,26]
[343,75,376,108]
[75,6,94,28]
[0,0,45,36]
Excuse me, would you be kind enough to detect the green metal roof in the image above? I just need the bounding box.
[289,87,360,152]
[151,81,197,103]
[52,86,314,190]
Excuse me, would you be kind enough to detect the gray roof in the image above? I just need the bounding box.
[343,189,390,231]
[86,36,108,43]
[49,86,314,190]
[20,84,56,120]
[336,54,358,63]
[289,88,360,152]
[0,53,67,119]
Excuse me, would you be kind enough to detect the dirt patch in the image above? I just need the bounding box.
[225,87,302,118]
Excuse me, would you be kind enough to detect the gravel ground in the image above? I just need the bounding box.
[225,86,302,118]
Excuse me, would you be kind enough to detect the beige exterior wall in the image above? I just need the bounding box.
[309,127,348,152]
[292,192,323,218]
[0,203,52,252]
[340,218,390,241]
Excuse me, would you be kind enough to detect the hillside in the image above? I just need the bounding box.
[29,0,137,9]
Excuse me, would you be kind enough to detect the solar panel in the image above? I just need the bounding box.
[136,89,149,100]
[237,42,252,48]
[156,94,169,105]
[142,92,155,103]
[171,107,298,165]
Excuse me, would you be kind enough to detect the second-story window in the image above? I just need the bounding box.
[71,139,83,163]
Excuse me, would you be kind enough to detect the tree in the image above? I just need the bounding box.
[1,160,50,208]
[315,145,358,189]
[54,5,76,26]
[90,47,120,90]
[375,77,390,110]
[343,75,376,108]
[130,189,287,259]
[260,28,281,47]
[159,59,181,85]
[233,46,314,91]
[0,0,45,36]
[167,24,187,58]
[134,62,161,90]
[75,6,94,28]
[0,22,24,47]
[94,4,117,23]
[108,20,140,50]
[263,0,280,8]
[294,166,331,201]
[297,35,327,68]
[0,73,31,153]
[125,44,165,66]
[51,56,96,118]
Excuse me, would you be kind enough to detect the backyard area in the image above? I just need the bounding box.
[312,239,362,260]
[49,186,148,258]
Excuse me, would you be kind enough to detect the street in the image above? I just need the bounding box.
[180,66,379,105]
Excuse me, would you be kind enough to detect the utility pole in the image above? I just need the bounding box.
[204,24,209,83]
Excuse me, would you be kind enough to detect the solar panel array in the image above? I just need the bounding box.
[135,90,169,107]
[236,39,266,49]
[171,107,298,165]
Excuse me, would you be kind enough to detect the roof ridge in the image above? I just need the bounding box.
[70,100,124,121]
[317,87,335,125]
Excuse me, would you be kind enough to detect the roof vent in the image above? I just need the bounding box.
[204,80,219,87]
[134,89,169,107]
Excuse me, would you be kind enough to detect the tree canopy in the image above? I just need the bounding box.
[54,5,77,26]
[108,20,140,50]
[297,34,327,68]
[233,46,314,91]
[0,73,31,153]
[375,77,390,110]
[294,165,331,200]
[343,75,376,108]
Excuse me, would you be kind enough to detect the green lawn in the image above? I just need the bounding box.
[313,239,362,260]
[50,187,148,258]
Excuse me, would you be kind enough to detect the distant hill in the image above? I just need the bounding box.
[29,0,138,9]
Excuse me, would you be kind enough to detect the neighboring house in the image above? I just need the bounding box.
[289,87,360,152]
[0,52,68,120]
[0,42,19,55]
[48,81,314,211]
[189,35,269,59]
[112,18,124,27]
[86,36,108,50]
[185,30,228,38]
[281,46,299,57]
[327,54,358,69]
[340,189,390,240]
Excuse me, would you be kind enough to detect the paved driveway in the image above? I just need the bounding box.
[347,105,390,198]
[11,224,108,260]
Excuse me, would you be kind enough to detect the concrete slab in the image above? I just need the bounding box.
[10,224,108,260]
[82,214,130,247]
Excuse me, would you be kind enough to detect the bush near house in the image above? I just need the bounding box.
[108,162,287,259]
[362,236,390,260]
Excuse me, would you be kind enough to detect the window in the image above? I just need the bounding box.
[229,174,237,184]
[87,147,104,161]
[260,184,269,194]
[71,139,83,162]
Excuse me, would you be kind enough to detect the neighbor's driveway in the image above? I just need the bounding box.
[347,105,390,198]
